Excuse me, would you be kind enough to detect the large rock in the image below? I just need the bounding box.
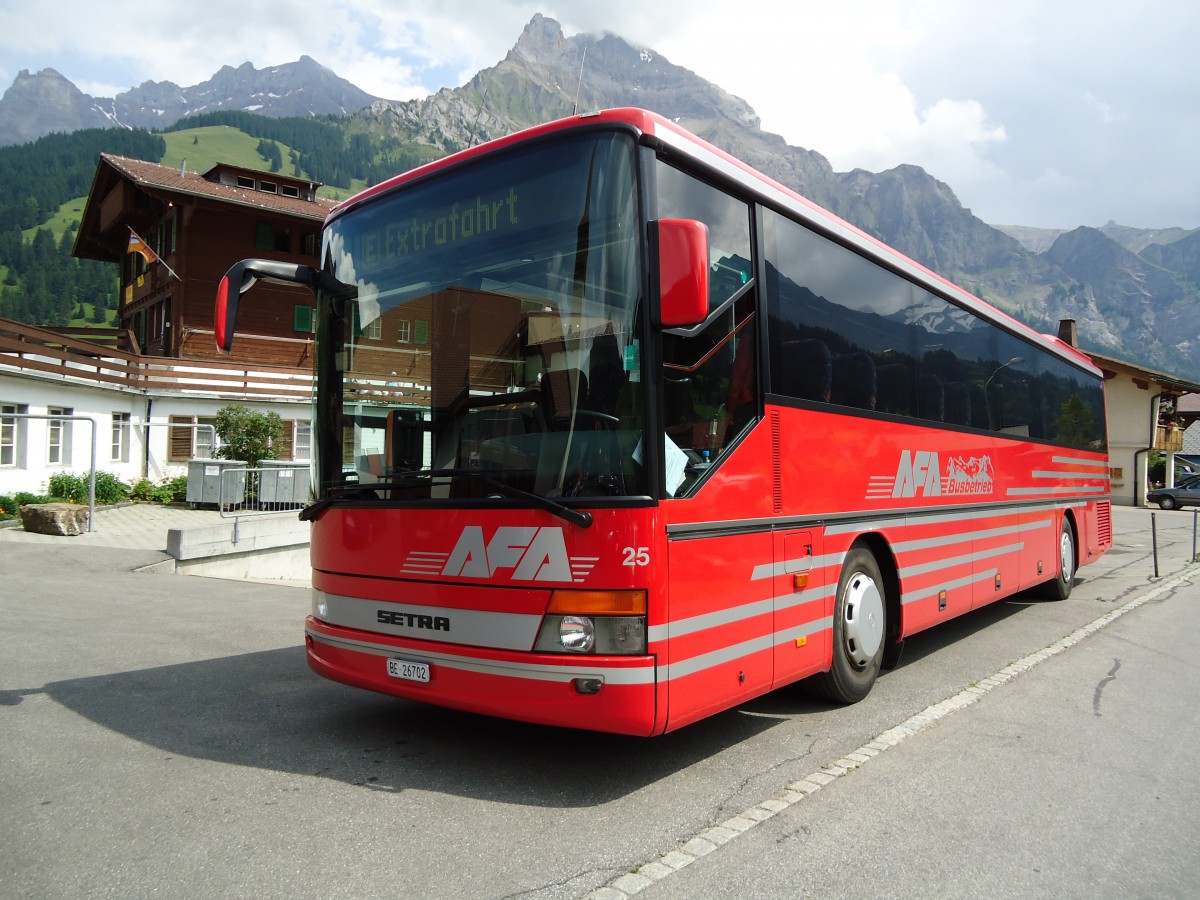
[20,503,89,536]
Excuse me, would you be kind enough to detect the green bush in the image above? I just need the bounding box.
[47,471,131,506]
[129,476,188,503]
[164,475,188,502]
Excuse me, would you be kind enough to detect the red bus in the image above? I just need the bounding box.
[215,108,1112,735]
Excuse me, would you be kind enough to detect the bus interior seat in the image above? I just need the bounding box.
[917,373,945,422]
[875,363,912,416]
[943,382,971,426]
[584,333,623,416]
[779,338,832,402]
[832,352,877,409]
[541,368,589,427]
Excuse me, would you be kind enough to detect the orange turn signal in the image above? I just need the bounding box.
[547,589,647,615]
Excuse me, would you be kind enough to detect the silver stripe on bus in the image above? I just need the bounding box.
[648,583,836,645]
[659,616,835,683]
[1031,470,1112,480]
[316,591,542,651]
[308,628,657,686]
[659,633,776,680]
[901,542,1024,579]
[750,552,844,582]
[1006,485,1109,496]
[892,518,1053,554]
[901,569,997,606]
[1052,455,1111,468]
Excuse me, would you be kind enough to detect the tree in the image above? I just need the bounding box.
[1054,394,1096,450]
[214,405,284,467]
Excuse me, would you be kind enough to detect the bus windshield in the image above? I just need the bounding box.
[311,131,646,506]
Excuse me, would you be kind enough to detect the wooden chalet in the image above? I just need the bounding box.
[73,155,336,366]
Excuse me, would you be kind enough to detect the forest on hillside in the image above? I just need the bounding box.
[0,113,435,328]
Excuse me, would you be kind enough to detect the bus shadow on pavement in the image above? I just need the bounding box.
[38,647,783,808]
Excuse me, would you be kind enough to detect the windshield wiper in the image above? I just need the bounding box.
[394,468,593,528]
[300,468,593,528]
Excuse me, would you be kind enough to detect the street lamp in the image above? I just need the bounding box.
[985,356,1024,430]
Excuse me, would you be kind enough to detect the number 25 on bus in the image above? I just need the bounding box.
[214,108,1112,736]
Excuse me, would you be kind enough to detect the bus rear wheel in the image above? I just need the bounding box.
[809,547,885,703]
[1037,516,1076,601]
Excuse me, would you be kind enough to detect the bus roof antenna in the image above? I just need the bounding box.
[572,46,588,115]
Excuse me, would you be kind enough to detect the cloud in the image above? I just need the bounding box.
[0,0,1196,228]
[1083,92,1125,126]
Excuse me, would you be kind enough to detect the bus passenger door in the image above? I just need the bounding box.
[772,529,830,687]
[664,531,773,731]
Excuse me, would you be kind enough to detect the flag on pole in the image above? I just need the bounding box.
[126,227,180,280]
[126,228,159,265]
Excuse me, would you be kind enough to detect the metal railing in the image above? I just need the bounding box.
[215,464,311,544]
[4,414,98,531]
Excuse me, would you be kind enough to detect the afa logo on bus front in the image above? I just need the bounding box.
[401,525,599,583]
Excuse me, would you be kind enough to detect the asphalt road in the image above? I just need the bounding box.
[1,506,1197,899]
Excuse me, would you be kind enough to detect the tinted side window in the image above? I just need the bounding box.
[762,208,1106,449]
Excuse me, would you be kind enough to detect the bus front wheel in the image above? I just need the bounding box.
[809,547,886,703]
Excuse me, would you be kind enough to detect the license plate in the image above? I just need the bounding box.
[387,658,431,683]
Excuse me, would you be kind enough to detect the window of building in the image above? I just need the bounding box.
[302,233,319,257]
[47,406,73,465]
[111,413,130,463]
[237,176,255,189]
[294,305,314,334]
[156,212,177,258]
[273,420,312,461]
[259,181,278,194]
[255,223,291,252]
[293,421,311,461]
[169,415,218,461]
[364,318,382,340]
[281,184,300,198]
[397,319,411,343]
[1,402,26,468]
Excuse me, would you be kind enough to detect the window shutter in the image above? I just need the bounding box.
[169,416,193,461]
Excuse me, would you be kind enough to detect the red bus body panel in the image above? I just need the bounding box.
[306,407,1110,735]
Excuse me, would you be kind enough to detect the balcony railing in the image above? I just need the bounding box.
[1154,425,1184,452]
[0,318,312,400]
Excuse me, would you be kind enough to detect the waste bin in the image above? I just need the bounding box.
[185,459,247,506]
[258,460,310,505]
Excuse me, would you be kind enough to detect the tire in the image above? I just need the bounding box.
[1038,516,1076,601]
[1158,496,1177,510]
[808,547,886,703]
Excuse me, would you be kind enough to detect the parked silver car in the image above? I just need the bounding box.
[1147,474,1200,510]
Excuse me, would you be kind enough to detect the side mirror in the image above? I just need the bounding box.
[656,218,709,328]
[214,259,321,354]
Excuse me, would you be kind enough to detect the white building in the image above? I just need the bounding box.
[1,319,310,498]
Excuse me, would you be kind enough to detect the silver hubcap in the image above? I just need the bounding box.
[842,572,884,668]
[1059,529,1074,582]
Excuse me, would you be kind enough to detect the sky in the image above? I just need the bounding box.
[1,0,1196,230]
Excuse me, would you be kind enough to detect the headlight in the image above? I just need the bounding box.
[558,615,595,652]
[534,615,647,654]
[312,589,328,620]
